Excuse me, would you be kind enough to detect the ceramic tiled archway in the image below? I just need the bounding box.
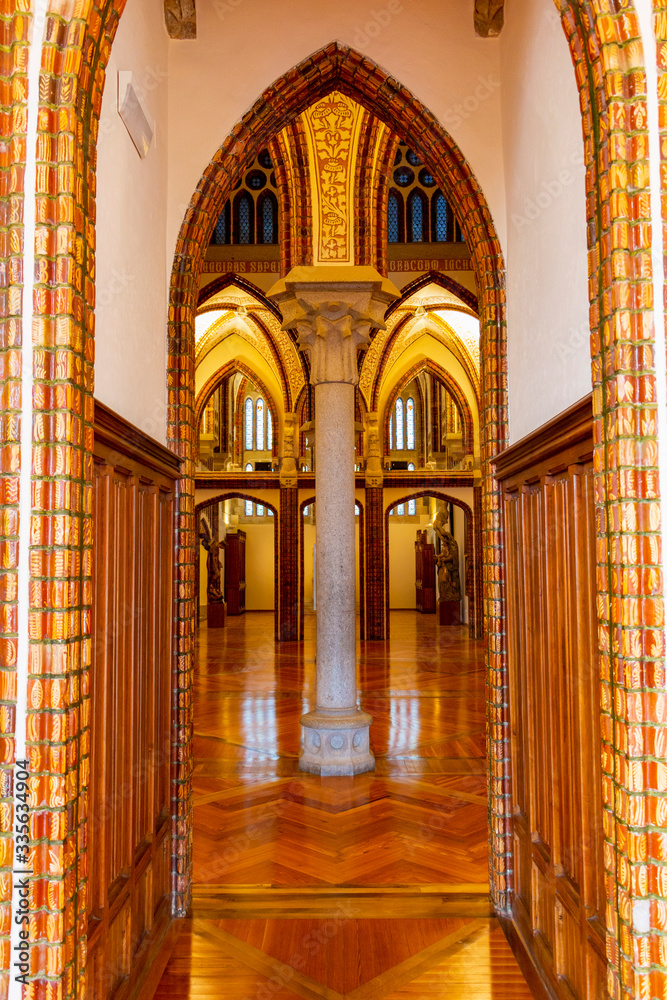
[167,41,510,923]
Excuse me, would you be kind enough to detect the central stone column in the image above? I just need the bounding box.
[269,266,398,775]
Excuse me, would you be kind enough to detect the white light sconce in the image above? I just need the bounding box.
[118,71,154,158]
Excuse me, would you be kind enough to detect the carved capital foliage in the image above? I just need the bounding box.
[164,0,197,39]
[268,267,399,387]
[474,0,504,37]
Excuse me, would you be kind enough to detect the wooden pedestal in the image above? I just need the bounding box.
[207,601,226,628]
[438,599,461,626]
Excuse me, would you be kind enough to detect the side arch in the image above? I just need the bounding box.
[195,360,280,462]
[382,359,476,459]
[383,490,481,640]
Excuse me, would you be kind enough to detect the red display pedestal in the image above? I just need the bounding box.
[438,600,461,626]
[207,602,226,628]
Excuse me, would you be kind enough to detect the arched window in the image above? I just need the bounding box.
[389,414,394,450]
[267,409,273,450]
[408,498,416,515]
[212,202,231,245]
[304,505,310,516]
[397,503,405,516]
[407,190,428,242]
[256,398,265,451]
[432,193,449,242]
[387,190,403,243]
[408,463,415,471]
[256,504,264,517]
[406,397,415,450]
[395,399,405,450]
[268,508,274,516]
[258,191,278,244]
[245,499,253,515]
[244,397,253,450]
[235,192,254,244]
[245,463,252,472]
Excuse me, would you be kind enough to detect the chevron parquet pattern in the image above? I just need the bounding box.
[150,611,534,999]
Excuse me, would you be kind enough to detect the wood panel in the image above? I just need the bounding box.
[493,394,605,1000]
[88,401,180,1000]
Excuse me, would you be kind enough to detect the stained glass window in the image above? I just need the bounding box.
[268,508,274,516]
[238,193,252,243]
[304,505,309,516]
[397,503,405,516]
[267,408,273,449]
[245,499,253,515]
[408,498,416,515]
[395,399,404,450]
[409,191,425,242]
[245,463,253,472]
[256,504,264,517]
[260,193,277,244]
[244,397,253,450]
[406,149,421,166]
[389,414,394,450]
[406,397,415,450]
[213,205,229,245]
[388,191,400,243]
[434,193,448,242]
[394,166,415,187]
[258,148,273,169]
[256,398,265,451]
[408,463,415,470]
[246,170,266,190]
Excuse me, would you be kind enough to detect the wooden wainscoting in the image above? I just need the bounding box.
[87,402,181,1000]
[493,395,606,1000]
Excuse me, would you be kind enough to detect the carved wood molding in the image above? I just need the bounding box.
[164,0,196,39]
[94,399,182,479]
[492,393,593,486]
[474,0,505,37]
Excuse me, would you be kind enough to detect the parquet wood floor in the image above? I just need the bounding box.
[151,611,534,999]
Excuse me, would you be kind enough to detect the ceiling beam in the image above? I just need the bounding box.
[164,0,197,39]
[474,0,504,37]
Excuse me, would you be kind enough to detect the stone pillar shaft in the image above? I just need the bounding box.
[268,266,399,776]
[314,382,356,710]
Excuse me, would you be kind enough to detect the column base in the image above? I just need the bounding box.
[299,709,374,776]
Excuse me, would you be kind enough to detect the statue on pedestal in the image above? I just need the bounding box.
[199,517,224,603]
[433,511,461,602]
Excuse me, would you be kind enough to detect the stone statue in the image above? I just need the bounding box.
[433,511,461,602]
[364,411,384,485]
[200,517,224,603]
[280,412,299,485]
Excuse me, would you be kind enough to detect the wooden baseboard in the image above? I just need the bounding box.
[497,913,559,1000]
[130,917,183,1000]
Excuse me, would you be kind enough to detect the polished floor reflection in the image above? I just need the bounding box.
[152,611,534,999]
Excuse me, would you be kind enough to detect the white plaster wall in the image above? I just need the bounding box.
[244,522,275,609]
[500,0,591,442]
[166,0,505,255]
[389,519,429,608]
[95,0,170,443]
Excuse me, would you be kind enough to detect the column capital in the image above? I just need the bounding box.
[268,266,399,386]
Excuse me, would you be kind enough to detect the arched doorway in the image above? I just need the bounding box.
[195,491,279,633]
[384,491,479,638]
